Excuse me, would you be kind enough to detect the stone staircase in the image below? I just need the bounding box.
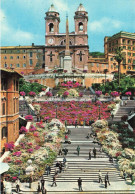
[43,128,125,184]
[108,100,135,122]
[19,100,37,122]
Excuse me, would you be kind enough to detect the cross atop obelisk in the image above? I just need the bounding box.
[65,14,70,56]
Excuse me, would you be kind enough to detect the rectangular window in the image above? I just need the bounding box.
[97,63,99,67]
[128,59,131,63]
[123,59,126,64]
[123,65,126,69]
[10,64,13,67]
[128,47,131,50]
[106,64,109,68]
[122,39,125,44]
[111,65,113,69]
[110,58,113,61]
[123,46,126,49]
[4,50,7,53]
[29,59,33,65]
[4,56,7,59]
[17,50,20,53]
[133,66,135,70]
[102,64,104,67]
[133,47,135,51]
[116,65,118,68]
[128,52,131,56]
[10,56,13,59]
[133,60,135,64]
[23,56,26,59]
[109,43,111,47]
[128,40,131,45]
[23,63,26,67]
[128,66,131,70]
[91,63,94,67]
[30,52,33,57]
[23,50,26,53]
[17,56,19,59]
[133,53,135,56]
[16,64,20,67]
[2,103,5,115]
[4,63,7,68]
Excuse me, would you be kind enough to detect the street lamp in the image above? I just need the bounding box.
[98,105,101,119]
[104,69,108,93]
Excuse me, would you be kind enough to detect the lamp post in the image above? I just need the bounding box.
[104,69,108,93]
[98,105,101,119]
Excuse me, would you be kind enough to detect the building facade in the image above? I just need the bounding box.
[104,31,135,74]
[0,69,22,153]
[45,4,89,71]
[1,45,45,75]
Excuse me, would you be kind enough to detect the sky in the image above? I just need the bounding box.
[0,0,135,52]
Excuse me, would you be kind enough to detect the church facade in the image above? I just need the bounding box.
[45,4,89,71]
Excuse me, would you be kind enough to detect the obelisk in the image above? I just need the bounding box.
[64,15,72,73]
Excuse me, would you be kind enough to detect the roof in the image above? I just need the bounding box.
[0,68,23,77]
[77,3,86,12]
[107,31,135,41]
[1,45,45,50]
[48,4,58,12]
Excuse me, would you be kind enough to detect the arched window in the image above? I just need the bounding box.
[78,22,83,31]
[2,127,7,139]
[49,23,54,32]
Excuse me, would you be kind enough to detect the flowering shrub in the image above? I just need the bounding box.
[95,91,102,97]
[5,142,15,150]
[12,177,17,181]
[53,70,57,73]
[63,91,69,97]
[20,91,26,96]
[29,125,37,132]
[72,70,76,73]
[27,148,34,153]
[46,91,52,97]
[35,101,112,125]
[25,115,33,121]
[60,81,81,88]
[64,70,67,73]
[34,80,38,83]
[125,91,131,96]
[68,89,79,97]
[13,151,21,157]
[111,91,119,97]
[15,160,22,165]
[29,91,36,97]
[83,69,87,73]
[42,88,46,91]
[20,126,28,133]
[79,92,83,97]
[21,72,24,75]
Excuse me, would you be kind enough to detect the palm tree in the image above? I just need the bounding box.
[114,47,124,86]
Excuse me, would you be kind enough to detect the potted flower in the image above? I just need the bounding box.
[20,126,28,134]
[83,69,87,73]
[63,91,69,98]
[64,70,67,73]
[95,91,102,97]
[125,91,131,100]
[25,115,33,121]
[20,91,26,99]
[29,91,36,97]
[5,142,15,152]
[46,91,52,97]
[72,70,76,73]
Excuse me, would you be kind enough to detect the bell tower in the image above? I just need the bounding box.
[74,4,88,35]
[45,4,60,45]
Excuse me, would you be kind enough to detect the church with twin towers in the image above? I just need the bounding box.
[45,3,89,72]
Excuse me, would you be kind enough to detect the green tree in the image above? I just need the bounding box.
[114,47,124,86]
